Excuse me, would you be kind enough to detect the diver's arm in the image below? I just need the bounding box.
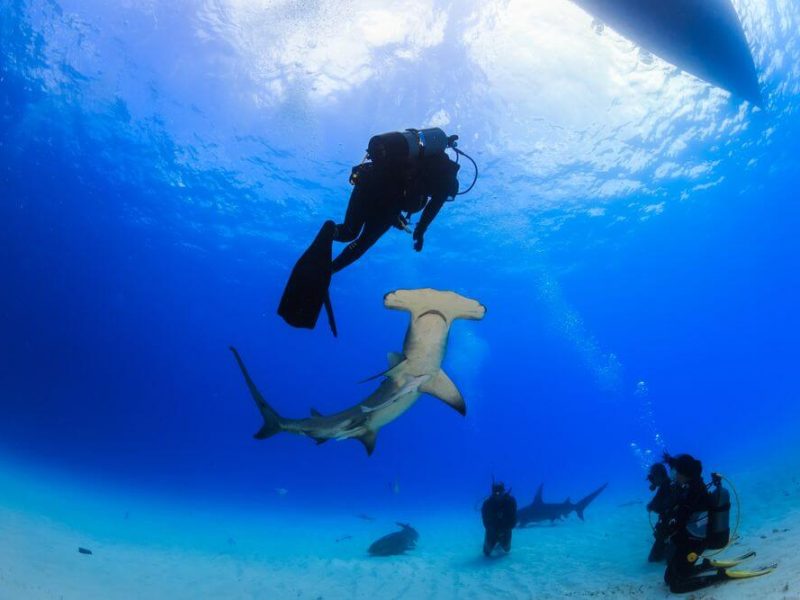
[481,499,492,528]
[412,193,447,251]
[417,193,447,233]
[649,485,670,514]
[507,497,518,528]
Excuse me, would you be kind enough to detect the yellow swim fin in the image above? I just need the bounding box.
[723,562,777,579]
[707,551,756,569]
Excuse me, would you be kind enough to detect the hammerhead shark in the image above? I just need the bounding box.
[230,288,486,456]
[517,483,608,526]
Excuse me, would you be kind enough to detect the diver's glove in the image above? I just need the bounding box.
[393,214,410,231]
[413,227,425,252]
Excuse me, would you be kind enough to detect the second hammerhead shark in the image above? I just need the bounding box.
[230,288,486,456]
[517,483,608,526]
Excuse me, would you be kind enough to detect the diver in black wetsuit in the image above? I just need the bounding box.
[482,482,517,557]
[278,127,474,336]
[659,453,738,593]
[654,452,776,593]
[646,462,675,562]
[331,133,460,273]
[661,453,720,593]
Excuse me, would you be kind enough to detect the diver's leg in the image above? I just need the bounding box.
[331,218,392,273]
[483,529,497,556]
[334,186,368,242]
[669,572,725,594]
[649,537,668,562]
[499,528,512,553]
[666,541,715,592]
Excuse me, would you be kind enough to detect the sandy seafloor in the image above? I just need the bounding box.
[1,461,799,600]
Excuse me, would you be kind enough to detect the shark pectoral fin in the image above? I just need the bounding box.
[358,357,407,384]
[356,431,378,456]
[313,436,329,445]
[387,352,404,368]
[310,408,323,417]
[419,370,466,415]
[360,400,392,414]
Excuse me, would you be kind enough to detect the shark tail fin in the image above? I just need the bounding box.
[229,347,285,440]
[574,483,608,520]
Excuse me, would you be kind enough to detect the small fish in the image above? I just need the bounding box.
[275,487,289,496]
[335,535,352,543]
[356,513,376,521]
[78,547,93,555]
[391,479,400,495]
[618,500,644,508]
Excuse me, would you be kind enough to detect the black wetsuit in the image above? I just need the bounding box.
[482,492,517,556]
[662,477,723,593]
[331,153,459,273]
[647,481,676,562]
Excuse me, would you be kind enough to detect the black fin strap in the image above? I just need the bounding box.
[324,290,338,337]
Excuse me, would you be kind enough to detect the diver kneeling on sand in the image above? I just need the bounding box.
[482,481,517,557]
[657,452,776,594]
[277,127,477,336]
[646,462,675,562]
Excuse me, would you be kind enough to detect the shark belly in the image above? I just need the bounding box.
[367,391,422,430]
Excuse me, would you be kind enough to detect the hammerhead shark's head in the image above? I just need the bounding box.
[517,483,608,526]
[230,288,486,456]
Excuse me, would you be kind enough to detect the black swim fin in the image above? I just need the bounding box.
[278,220,338,336]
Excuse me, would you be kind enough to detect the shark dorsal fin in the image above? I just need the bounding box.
[534,484,544,504]
[310,408,323,417]
[419,369,466,415]
[358,356,407,384]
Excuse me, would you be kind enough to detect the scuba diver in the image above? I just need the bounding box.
[658,452,776,594]
[278,127,477,336]
[331,129,461,272]
[646,462,675,562]
[481,481,517,557]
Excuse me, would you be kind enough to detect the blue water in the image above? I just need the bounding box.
[1,0,800,596]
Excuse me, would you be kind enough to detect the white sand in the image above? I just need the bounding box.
[1,480,798,600]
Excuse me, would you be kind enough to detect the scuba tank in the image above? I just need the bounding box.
[706,472,731,549]
[354,127,479,204]
[367,127,455,163]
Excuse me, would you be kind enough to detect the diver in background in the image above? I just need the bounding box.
[660,453,713,592]
[646,462,675,562]
[658,452,775,593]
[331,131,460,273]
[482,481,517,557]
